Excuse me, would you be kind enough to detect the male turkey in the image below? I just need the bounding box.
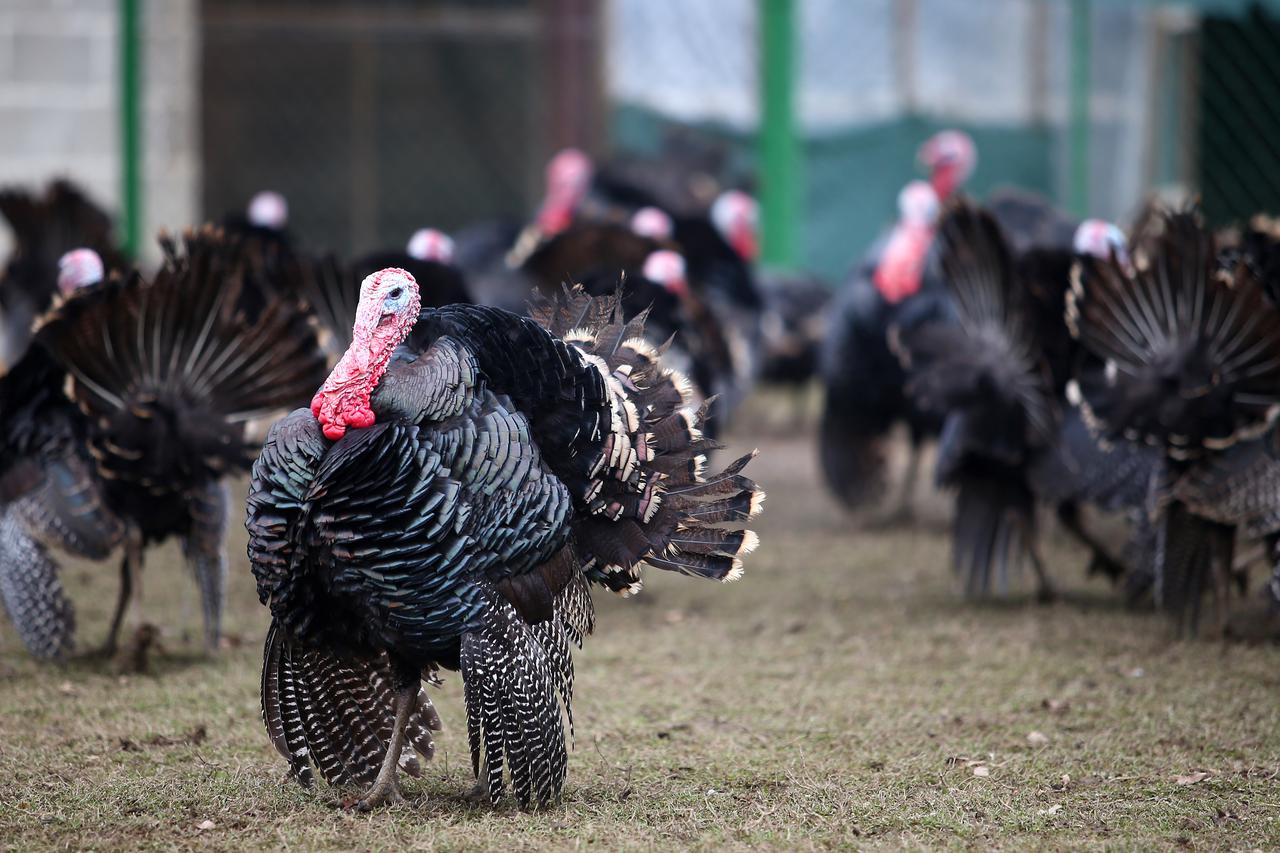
[0,180,128,370]
[1068,207,1280,632]
[0,228,324,659]
[247,272,764,809]
[893,199,1158,598]
[819,132,977,519]
[820,180,946,518]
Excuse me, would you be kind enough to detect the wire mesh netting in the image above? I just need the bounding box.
[200,0,579,258]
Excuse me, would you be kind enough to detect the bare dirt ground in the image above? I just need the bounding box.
[1,395,1278,850]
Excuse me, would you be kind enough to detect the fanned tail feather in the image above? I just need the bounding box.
[529,286,764,592]
[1154,501,1231,634]
[260,622,440,789]
[1067,206,1280,456]
[33,227,328,487]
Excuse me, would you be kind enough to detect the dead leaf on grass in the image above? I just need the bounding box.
[1174,770,1216,785]
[196,819,215,831]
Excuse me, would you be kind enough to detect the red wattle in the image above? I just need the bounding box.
[537,203,572,236]
[731,227,759,263]
[931,165,960,201]
[874,224,932,304]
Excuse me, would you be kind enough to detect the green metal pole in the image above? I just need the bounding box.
[120,0,142,258]
[760,0,799,268]
[1068,0,1090,217]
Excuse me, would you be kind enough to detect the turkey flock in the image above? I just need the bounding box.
[2,130,1278,810]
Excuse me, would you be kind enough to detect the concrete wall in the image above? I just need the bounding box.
[0,0,199,264]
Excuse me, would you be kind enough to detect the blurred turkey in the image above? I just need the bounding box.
[221,190,294,262]
[248,275,764,809]
[894,199,1158,598]
[820,181,945,517]
[0,180,128,370]
[756,269,831,386]
[452,149,594,313]
[1068,207,1280,632]
[819,131,976,518]
[589,130,735,218]
[0,228,325,660]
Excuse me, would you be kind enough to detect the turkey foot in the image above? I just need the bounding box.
[355,677,419,812]
[354,777,404,811]
[464,760,490,804]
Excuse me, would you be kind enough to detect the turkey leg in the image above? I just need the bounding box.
[357,673,420,811]
[101,525,143,656]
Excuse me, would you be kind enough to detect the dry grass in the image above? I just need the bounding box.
[1,396,1278,850]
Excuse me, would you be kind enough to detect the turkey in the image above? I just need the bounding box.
[452,150,593,314]
[0,227,325,660]
[247,273,764,809]
[501,148,596,274]
[221,190,293,259]
[1067,206,1280,632]
[0,180,128,371]
[819,180,946,517]
[893,199,1159,598]
[818,130,978,518]
[756,269,831,387]
[219,190,301,322]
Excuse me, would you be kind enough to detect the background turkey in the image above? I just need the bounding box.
[1068,207,1280,633]
[756,268,831,389]
[819,181,945,519]
[248,276,763,809]
[818,131,979,519]
[0,180,129,371]
[893,199,1159,598]
[0,227,326,660]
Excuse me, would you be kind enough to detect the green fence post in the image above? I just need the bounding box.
[1068,0,1091,217]
[760,0,799,268]
[120,0,142,258]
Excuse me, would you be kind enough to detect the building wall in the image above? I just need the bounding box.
[0,0,199,264]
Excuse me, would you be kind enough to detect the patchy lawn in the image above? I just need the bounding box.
[1,402,1278,850]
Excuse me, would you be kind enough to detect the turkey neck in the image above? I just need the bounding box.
[312,313,414,440]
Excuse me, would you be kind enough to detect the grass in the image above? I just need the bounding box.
[1,398,1278,850]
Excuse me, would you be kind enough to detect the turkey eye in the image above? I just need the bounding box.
[389,287,403,299]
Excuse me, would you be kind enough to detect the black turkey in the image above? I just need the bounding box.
[247,273,764,809]
[0,180,127,370]
[818,130,977,519]
[894,199,1159,598]
[1067,206,1280,633]
[0,227,325,659]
